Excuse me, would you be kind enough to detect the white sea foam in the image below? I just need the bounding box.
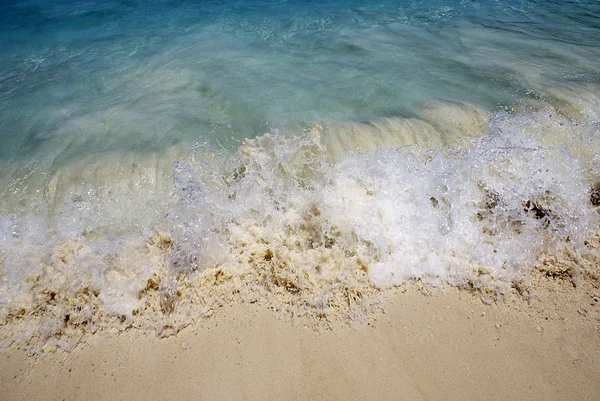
[1,100,599,352]
[170,105,598,290]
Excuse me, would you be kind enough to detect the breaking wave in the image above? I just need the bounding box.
[1,97,600,353]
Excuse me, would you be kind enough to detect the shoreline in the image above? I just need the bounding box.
[3,104,600,353]
[1,278,599,401]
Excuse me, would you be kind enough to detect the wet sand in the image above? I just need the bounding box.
[1,278,599,401]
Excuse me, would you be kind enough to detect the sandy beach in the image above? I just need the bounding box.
[1,276,598,401]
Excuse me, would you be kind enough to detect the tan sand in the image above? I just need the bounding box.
[1,279,599,401]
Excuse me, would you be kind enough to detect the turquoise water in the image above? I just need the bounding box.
[1,0,599,161]
[1,1,600,352]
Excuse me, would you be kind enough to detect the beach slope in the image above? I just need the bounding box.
[1,282,599,401]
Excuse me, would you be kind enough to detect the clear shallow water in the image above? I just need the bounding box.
[2,0,599,160]
[1,0,600,351]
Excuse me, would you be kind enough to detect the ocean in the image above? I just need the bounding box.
[1,0,599,352]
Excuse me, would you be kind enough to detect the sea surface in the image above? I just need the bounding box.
[1,0,600,352]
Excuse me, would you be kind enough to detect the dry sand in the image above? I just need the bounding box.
[1,278,599,401]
